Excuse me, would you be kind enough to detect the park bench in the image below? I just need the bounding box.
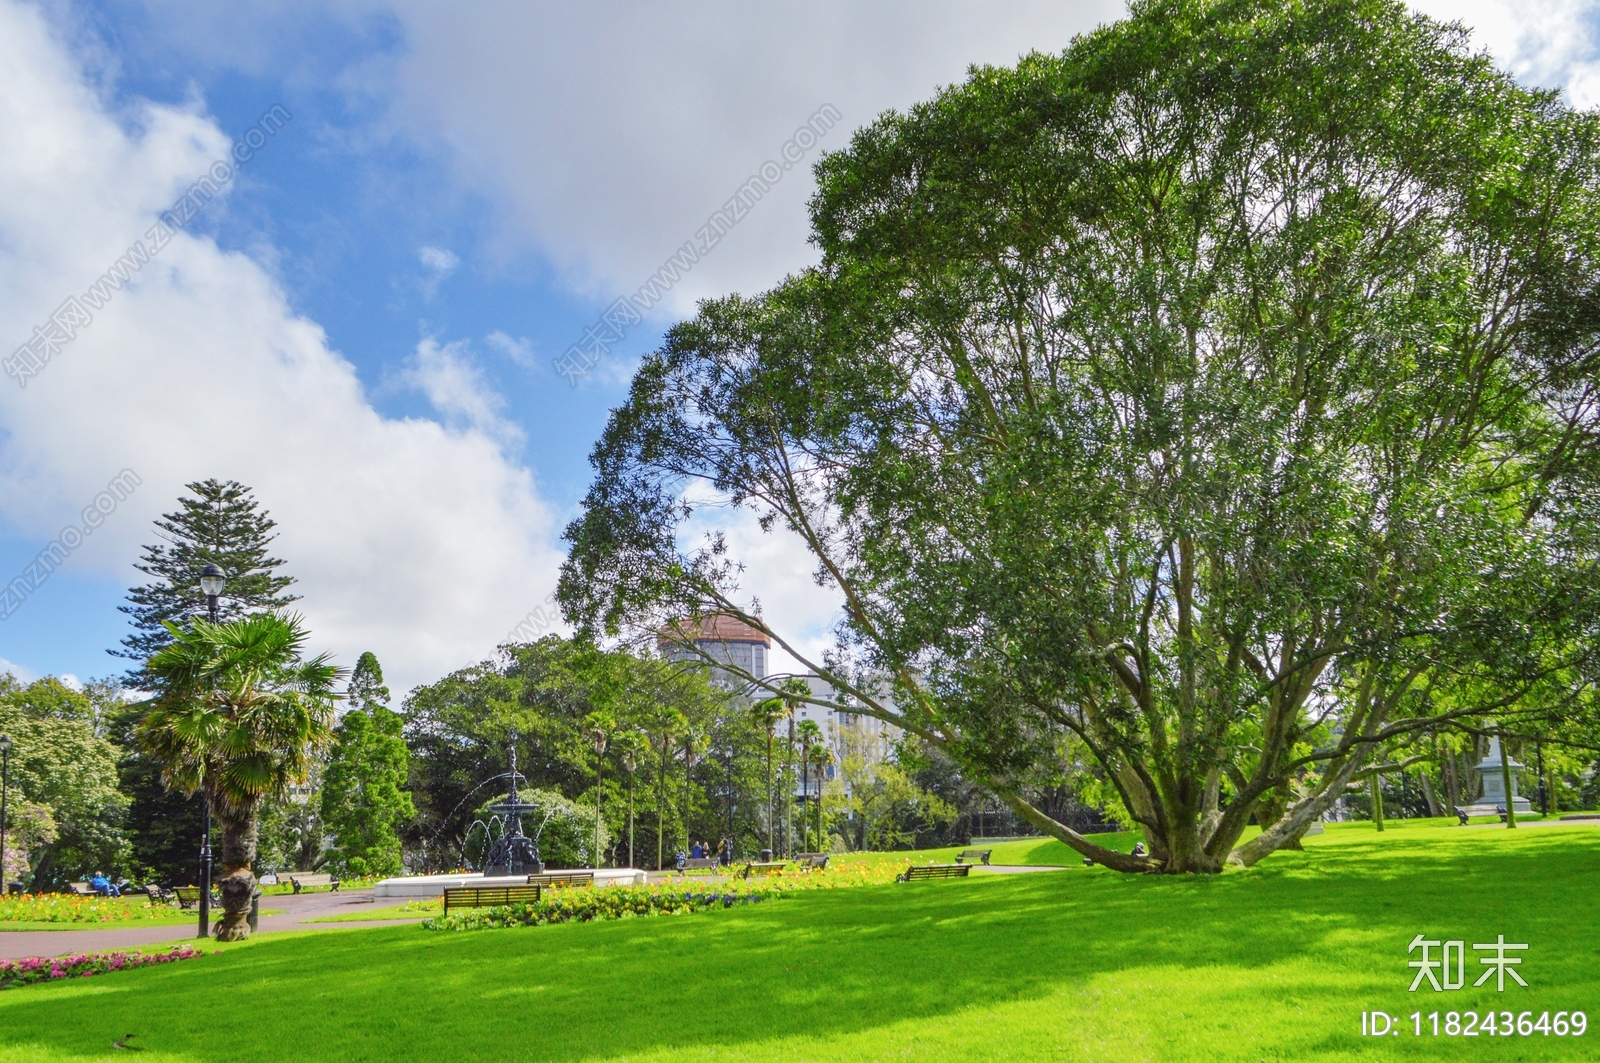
[526,871,593,888]
[955,848,993,865]
[142,883,176,906]
[679,858,721,874]
[793,853,829,870]
[174,886,204,909]
[281,873,340,893]
[442,884,542,914]
[740,861,788,880]
[897,864,971,883]
[67,882,95,896]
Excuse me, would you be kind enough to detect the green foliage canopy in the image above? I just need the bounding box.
[561,0,1600,872]
[321,654,415,878]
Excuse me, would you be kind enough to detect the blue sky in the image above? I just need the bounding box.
[1,0,1596,694]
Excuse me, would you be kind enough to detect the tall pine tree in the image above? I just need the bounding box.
[321,653,414,877]
[114,479,298,689]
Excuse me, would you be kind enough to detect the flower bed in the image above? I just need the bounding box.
[0,894,174,924]
[422,882,781,931]
[420,859,911,933]
[0,947,203,990]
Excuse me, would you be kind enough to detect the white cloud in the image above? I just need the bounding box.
[418,245,458,274]
[485,329,536,368]
[675,482,845,678]
[1411,1,1600,105]
[0,658,39,684]
[399,336,521,444]
[0,0,561,694]
[375,1,1127,314]
[417,244,459,299]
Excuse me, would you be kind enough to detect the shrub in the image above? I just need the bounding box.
[423,882,779,931]
[0,947,203,990]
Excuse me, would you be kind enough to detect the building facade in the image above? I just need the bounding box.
[657,613,770,689]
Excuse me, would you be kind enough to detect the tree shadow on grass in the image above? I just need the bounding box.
[2,829,1597,1062]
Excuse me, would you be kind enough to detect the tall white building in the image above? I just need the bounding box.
[785,673,900,790]
[657,614,770,688]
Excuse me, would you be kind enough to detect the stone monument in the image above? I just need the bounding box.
[1467,736,1533,815]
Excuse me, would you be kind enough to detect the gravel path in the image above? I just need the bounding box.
[0,889,422,960]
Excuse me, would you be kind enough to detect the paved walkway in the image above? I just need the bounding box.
[1464,817,1600,830]
[0,889,423,960]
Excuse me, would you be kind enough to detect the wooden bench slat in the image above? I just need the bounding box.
[442,884,543,913]
[526,872,593,888]
[955,848,993,865]
[899,863,972,882]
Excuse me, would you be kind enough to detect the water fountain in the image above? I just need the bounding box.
[372,733,646,900]
[482,739,544,876]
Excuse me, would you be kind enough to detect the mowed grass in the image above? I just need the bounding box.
[3,822,1597,1062]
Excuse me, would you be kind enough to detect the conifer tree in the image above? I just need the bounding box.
[346,652,391,713]
[114,479,297,688]
[321,652,414,877]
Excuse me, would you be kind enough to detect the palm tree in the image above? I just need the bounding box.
[139,613,340,941]
[585,711,614,868]
[796,719,822,852]
[808,740,833,851]
[681,728,704,854]
[751,678,807,854]
[642,705,686,870]
[615,731,644,868]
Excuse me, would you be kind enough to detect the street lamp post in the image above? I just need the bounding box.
[590,728,608,869]
[200,563,226,624]
[621,747,638,870]
[196,563,226,937]
[1,733,13,897]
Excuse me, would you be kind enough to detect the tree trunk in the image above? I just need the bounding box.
[1418,769,1443,817]
[657,733,669,870]
[214,799,259,942]
[1254,779,1299,850]
[1500,732,1517,828]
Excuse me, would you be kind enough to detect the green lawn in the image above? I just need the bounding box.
[3,821,1596,1062]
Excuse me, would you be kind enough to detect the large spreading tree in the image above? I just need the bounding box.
[560,0,1600,872]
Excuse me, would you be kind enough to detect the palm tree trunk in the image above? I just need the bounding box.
[765,729,774,853]
[800,757,809,853]
[214,798,259,941]
[658,732,669,870]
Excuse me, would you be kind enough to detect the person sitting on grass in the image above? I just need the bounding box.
[89,871,120,897]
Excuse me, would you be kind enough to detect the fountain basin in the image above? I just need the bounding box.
[373,868,648,900]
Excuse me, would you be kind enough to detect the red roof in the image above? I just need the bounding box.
[657,613,771,647]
